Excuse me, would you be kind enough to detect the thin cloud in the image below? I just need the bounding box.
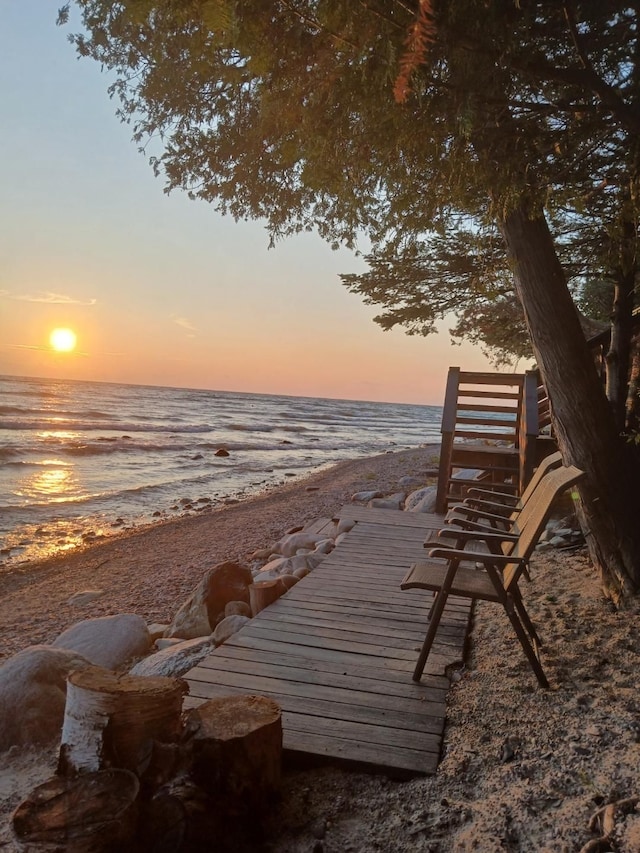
[8,344,89,357]
[173,316,198,337]
[0,289,97,305]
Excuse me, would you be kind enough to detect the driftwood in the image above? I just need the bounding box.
[579,795,640,853]
[58,665,187,778]
[186,694,282,812]
[12,769,139,852]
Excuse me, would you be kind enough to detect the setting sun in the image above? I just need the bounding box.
[49,327,77,353]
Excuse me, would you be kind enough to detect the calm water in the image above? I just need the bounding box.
[0,375,442,567]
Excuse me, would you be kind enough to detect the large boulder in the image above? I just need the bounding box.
[0,646,91,751]
[52,614,151,670]
[166,561,253,640]
[129,637,215,678]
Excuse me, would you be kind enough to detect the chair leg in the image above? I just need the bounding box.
[413,585,450,681]
[503,598,549,688]
[511,587,543,648]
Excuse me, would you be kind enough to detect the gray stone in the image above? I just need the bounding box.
[293,566,311,580]
[399,476,424,489]
[66,589,105,606]
[368,492,405,510]
[155,637,184,650]
[259,556,291,575]
[166,561,253,640]
[129,637,215,678]
[147,622,170,642]
[351,490,383,502]
[336,519,355,536]
[52,613,151,670]
[213,615,251,645]
[405,485,438,513]
[276,531,328,557]
[224,600,251,618]
[0,646,91,751]
[312,539,334,555]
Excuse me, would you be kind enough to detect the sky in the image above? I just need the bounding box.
[0,2,496,405]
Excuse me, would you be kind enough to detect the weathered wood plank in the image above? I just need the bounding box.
[189,654,448,710]
[184,507,472,776]
[196,643,450,693]
[185,676,445,734]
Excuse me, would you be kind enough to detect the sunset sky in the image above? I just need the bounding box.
[0,2,496,405]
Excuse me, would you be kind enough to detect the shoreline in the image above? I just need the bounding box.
[2,445,640,850]
[0,446,439,663]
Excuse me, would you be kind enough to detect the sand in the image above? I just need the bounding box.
[1,446,639,852]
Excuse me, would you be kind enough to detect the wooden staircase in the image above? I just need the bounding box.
[435,368,539,513]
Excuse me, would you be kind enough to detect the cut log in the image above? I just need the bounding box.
[12,769,138,852]
[249,578,287,616]
[186,695,282,813]
[249,576,297,616]
[58,665,187,778]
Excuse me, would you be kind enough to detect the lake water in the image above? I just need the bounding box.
[0,375,442,567]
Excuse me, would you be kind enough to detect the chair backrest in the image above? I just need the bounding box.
[500,465,585,588]
[512,450,564,516]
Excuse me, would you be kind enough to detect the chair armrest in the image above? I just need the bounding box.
[465,487,519,505]
[460,498,513,516]
[447,505,516,525]
[427,547,525,565]
[435,527,519,545]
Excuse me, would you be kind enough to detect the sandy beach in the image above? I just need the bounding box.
[2,446,640,852]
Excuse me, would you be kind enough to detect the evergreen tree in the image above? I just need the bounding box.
[62,1,640,598]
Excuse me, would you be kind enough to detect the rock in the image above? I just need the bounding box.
[312,539,334,555]
[147,623,170,642]
[52,614,151,670]
[215,448,230,457]
[225,600,251,618]
[66,589,106,606]
[0,646,91,751]
[165,561,253,640]
[334,532,349,546]
[399,476,424,489]
[368,492,405,510]
[293,567,311,580]
[337,519,355,535]
[276,531,329,557]
[213,615,251,645]
[351,490,383,502]
[155,638,184,650]
[405,485,438,513]
[129,637,215,678]
[259,556,292,576]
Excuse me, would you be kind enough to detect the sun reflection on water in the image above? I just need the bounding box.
[17,462,83,504]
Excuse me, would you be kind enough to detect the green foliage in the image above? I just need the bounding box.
[64,1,640,356]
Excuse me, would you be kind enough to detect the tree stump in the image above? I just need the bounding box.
[250,577,295,615]
[186,695,282,813]
[12,769,139,852]
[58,665,187,778]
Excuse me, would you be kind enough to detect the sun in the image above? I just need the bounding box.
[49,327,77,353]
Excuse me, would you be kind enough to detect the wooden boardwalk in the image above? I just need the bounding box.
[185,507,473,777]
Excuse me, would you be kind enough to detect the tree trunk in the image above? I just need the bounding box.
[625,330,640,432]
[185,694,282,811]
[499,204,640,600]
[605,268,635,431]
[58,666,187,778]
[12,769,139,852]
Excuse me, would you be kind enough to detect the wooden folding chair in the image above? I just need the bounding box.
[401,464,585,687]
[445,450,564,530]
